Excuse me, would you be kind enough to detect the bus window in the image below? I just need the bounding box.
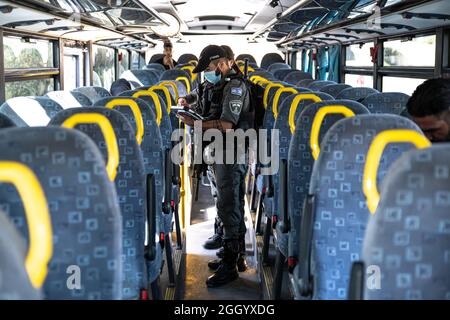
[93,45,115,89]
[346,43,373,67]
[3,36,54,69]
[345,74,373,88]
[119,49,130,77]
[382,77,426,95]
[131,51,145,69]
[384,35,436,67]
[5,79,54,100]
[296,50,303,71]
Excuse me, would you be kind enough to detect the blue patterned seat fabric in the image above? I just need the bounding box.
[159,69,191,84]
[94,97,171,238]
[283,71,312,85]
[46,91,92,108]
[268,63,291,73]
[0,97,63,127]
[144,63,166,74]
[296,79,316,88]
[301,115,424,300]
[49,109,149,299]
[0,127,122,299]
[261,53,285,70]
[274,69,297,81]
[0,210,41,299]
[270,93,335,234]
[121,70,159,87]
[284,100,369,260]
[362,144,450,300]
[0,113,17,129]
[177,53,198,65]
[336,87,379,102]
[308,81,337,91]
[73,87,111,104]
[361,92,410,115]
[249,70,276,80]
[319,84,352,98]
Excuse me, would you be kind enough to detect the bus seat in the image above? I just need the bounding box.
[268,63,291,74]
[149,54,164,64]
[144,63,166,74]
[361,92,410,115]
[177,53,198,65]
[336,87,379,102]
[49,109,153,300]
[297,115,426,300]
[72,87,111,104]
[261,53,285,70]
[283,71,312,85]
[121,70,159,87]
[46,91,92,108]
[249,70,276,81]
[0,127,122,299]
[0,113,16,129]
[296,79,315,88]
[236,54,257,64]
[308,80,337,91]
[320,84,352,98]
[268,100,368,299]
[274,69,298,81]
[0,97,63,126]
[0,211,41,300]
[159,70,191,94]
[359,144,450,300]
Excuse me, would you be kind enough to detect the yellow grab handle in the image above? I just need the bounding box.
[239,65,255,74]
[0,162,53,288]
[288,94,323,134]
[105,99,144,145]
[133,91,162,126]
[250,75,264,83]
[273,87,298,119]
[176,76,191,94]
[263,83,283,110]
[62,113,119,181]
[181,66,197,82]
[159,81,179,101]
[149,85,172,113]
[363,130,431,214]
[188,60,198,66]
[310,106,356,160]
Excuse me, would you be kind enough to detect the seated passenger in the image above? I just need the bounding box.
[154,39,178,70]
[110,79,131,96]
[407,78,450,142]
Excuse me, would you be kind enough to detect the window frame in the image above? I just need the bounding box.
[0,28,61,104]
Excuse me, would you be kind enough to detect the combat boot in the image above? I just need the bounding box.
[206,239,239,287]
[208,236,247,272]
[203,234,222,250]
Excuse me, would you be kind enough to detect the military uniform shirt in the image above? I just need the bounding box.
[220,77,250,127]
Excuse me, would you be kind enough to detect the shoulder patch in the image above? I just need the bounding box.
[229,100,243,115]
[231,87,243,96]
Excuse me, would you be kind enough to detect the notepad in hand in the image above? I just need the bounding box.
[176,109,205,121]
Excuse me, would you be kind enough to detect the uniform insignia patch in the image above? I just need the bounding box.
[231,87,243,96]
[230,100,242,115]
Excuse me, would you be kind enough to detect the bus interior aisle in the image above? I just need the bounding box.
[184,182,260,300]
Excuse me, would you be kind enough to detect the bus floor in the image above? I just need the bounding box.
[183,181,261,300]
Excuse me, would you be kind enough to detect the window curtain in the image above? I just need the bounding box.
[328,45,341,83]
[317,47,329,80]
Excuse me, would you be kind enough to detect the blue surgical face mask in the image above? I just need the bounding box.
[204,70,221,84]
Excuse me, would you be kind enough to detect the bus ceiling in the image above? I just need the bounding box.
[0,0,450,50]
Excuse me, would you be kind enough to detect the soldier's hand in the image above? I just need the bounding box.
[178,98,189,107]
[176,113,195,127]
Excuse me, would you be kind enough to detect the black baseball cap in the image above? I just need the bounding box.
[193,45,226,74]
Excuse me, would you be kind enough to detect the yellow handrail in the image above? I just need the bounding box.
[148,85,172,113]
[363,130,431,214]
[310,106,356,160]
[62,113,120,181]
[272,87,298,119]
[159,81,179,101]
[181,66,197,82]
[105,99,144,145]
[133,91,162,126]
[288,94,323,134]
[263,83,283,109]
[176,76,191,94]
[0,161,53,288]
